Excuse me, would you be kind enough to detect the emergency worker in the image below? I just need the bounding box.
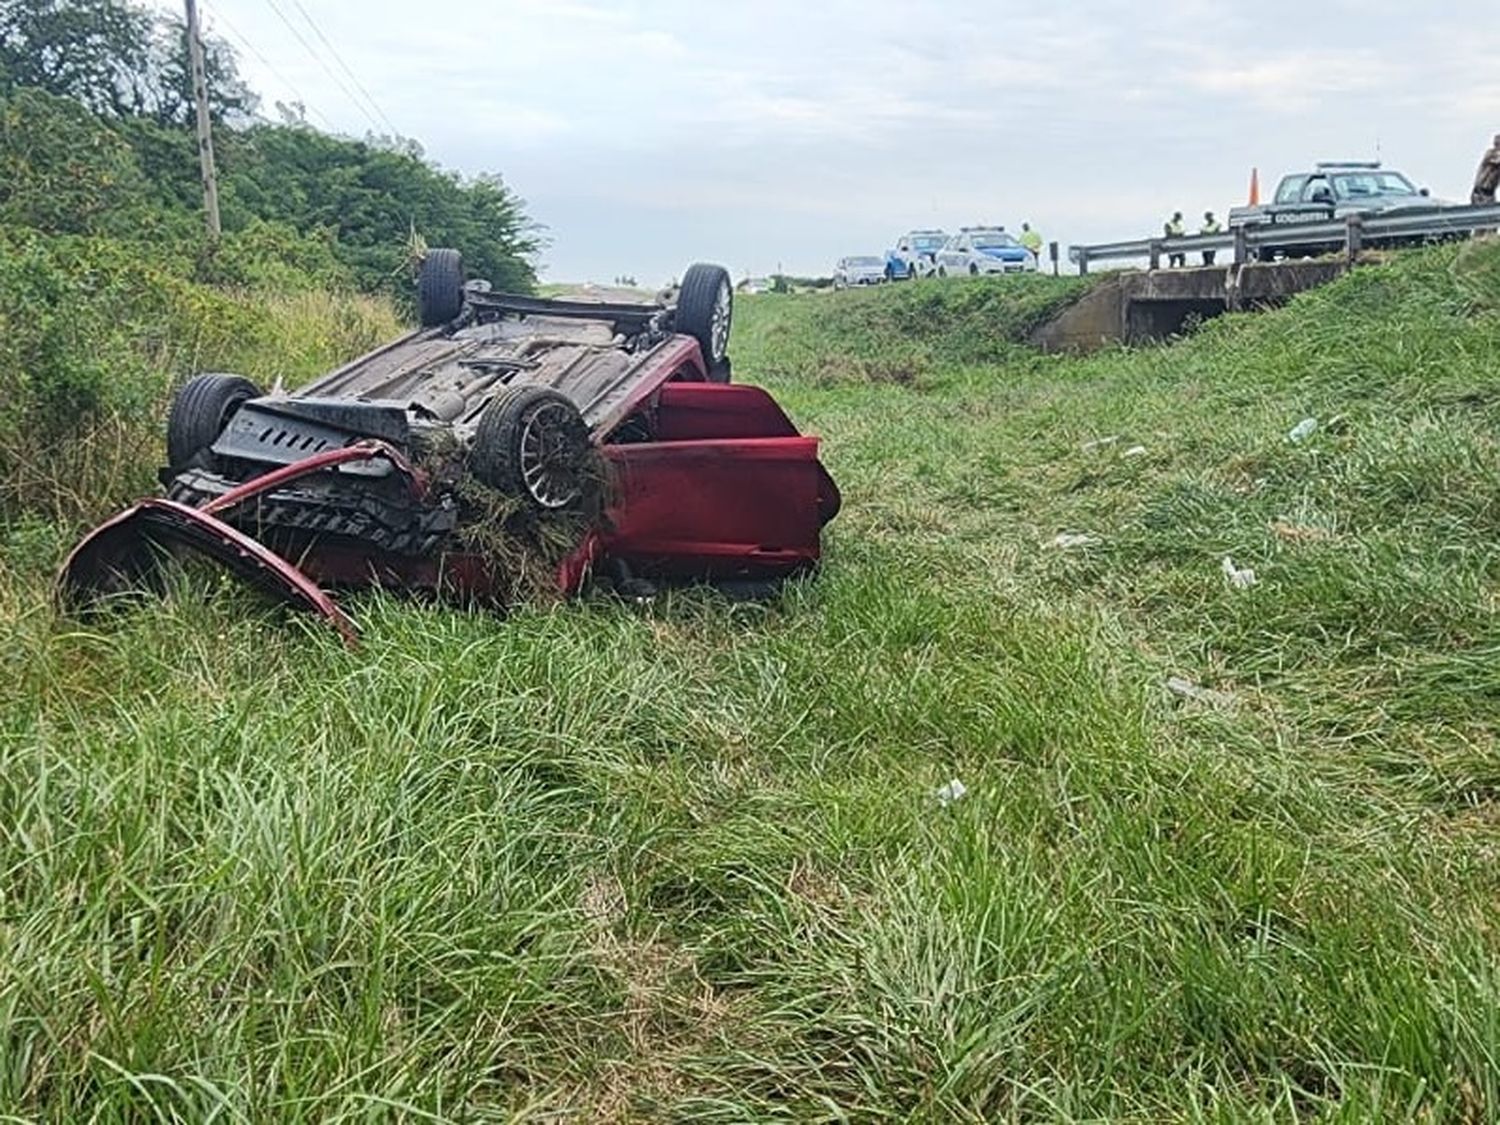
[1019,222,1043,260]
[1165,211,1186,267]
[1200,210,1222,265]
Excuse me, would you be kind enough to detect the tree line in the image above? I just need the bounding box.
[0,0,538,295]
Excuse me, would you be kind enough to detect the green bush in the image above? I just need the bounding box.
[0,224,400,522]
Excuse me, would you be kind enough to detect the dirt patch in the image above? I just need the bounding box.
[810,353,925,387]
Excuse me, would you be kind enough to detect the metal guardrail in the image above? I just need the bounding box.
[1068,204,1500,274]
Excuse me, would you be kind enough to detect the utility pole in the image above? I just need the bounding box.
[184,0,221,241]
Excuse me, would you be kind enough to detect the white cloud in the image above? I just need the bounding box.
[1185,50,1403,107]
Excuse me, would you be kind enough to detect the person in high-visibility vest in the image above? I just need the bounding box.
[1200,211,1222,265]
[1019,222,1043,263]
[1165,211,1186,267]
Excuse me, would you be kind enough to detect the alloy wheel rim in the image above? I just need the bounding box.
[709,281,731,362]
[518,402,583,509]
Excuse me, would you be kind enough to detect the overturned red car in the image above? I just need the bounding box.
[59,251,840,642]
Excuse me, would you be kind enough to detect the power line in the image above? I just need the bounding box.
[200,0,335,130]
[258,0,384,134]
[283,0,400,138]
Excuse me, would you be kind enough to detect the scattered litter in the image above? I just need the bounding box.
[1221,556,1258,589]
[1049,532,1100,550]
[1081,435,1120,452]
[1165,676,1238,710]
[1123,445,1148,458]
[934,779,969,806]
[1287,417,1318,443]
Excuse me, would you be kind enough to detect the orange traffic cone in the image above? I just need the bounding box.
[1248,167,1260,206]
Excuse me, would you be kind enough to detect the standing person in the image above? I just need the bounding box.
[1165,211,1186,267]
[1019,221,1043,264]
[1200,210,1222,265]
[1472,133,1500,204]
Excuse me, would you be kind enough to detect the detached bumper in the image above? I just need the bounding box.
[57,499,360,645]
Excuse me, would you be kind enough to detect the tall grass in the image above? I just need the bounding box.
[2,243,1499,1119]
[0,227,402,526]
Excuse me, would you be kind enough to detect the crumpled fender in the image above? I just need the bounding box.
[56,498,359,645]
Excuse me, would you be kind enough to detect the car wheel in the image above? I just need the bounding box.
[472,385,594,512]
[969,263,979,277]
[166,372,261,469]
[675,263,733,369]
[417,248,465,327]
[937,265,947,278]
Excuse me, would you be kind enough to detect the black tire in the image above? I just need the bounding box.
[166,373,260,469]
[418,247,465,327]
[707,356,732,385]
[969,263,979,277]
[675,263,733,368]
[937,265,948,278]
[471,385,593,511]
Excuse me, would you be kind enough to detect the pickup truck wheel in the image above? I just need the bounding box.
[969,263,979,277]
[418,248,465,327]
[472,385,593,512]
[166,373,260,469]
[675,263,733,368]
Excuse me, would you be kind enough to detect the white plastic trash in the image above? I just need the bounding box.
[1123,445,1147,458]
[1221,556,1258,589]
[1165,676,1237,709]
[1050,533,1099,550]
[1287,417,1318,443]
[934,779,968,806]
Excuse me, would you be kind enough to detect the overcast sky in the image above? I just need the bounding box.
[162,0,1499,283]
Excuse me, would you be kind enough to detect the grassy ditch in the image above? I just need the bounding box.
[2,244,1499,1119]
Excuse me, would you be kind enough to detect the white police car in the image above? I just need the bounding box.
[933,228,1037,276]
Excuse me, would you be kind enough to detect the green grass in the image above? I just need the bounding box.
[3,247,1500,1120]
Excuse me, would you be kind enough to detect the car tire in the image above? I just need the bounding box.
[472,385,594,512]
[937,265,948,278]
[418,247,465,327]
[166,372,261,469]
[675,263,733,369]
[969,263,979,277]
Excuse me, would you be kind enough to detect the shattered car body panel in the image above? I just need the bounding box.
[59,255,839,639]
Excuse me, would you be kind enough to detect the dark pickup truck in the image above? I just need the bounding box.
[1227,162,1457,259]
